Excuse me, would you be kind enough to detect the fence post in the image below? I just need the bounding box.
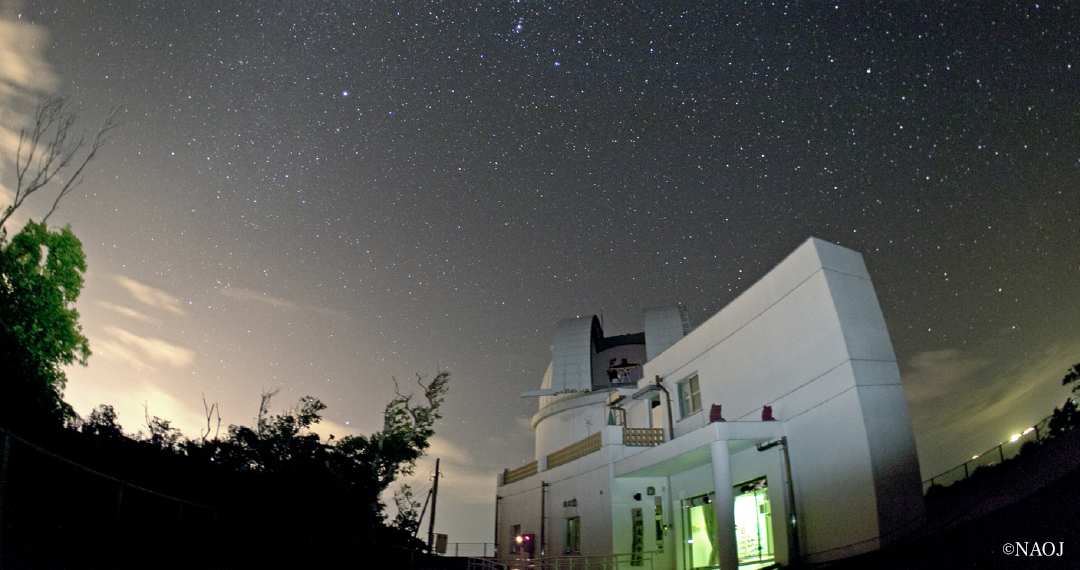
[0,434,10,570]
[963,462,969,480]
[997,444,1005,464]
[111,485,123,570]
[174,501,184,566]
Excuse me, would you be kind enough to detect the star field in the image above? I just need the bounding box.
[1,0,1078,543]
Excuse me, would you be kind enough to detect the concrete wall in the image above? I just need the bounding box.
[498,436,618,562]
[611,476,674,569]
[642,238,924,562]
[533,390,611,461]
[500,237,922,567]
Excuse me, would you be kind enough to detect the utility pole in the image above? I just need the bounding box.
[540,481,548,558]
[494,495,501,559]
[427,458,441,554]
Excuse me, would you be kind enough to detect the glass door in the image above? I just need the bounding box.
[681,493,718,569]
[733,478,774,568]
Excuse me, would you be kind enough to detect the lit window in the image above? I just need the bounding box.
[566,517,581,553]
[678,374,701,418]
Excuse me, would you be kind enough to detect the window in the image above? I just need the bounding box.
[565,517,581,553]
[678,374,701,418]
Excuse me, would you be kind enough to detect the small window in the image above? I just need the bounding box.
[565,517,581,553]
[678,374,701,418]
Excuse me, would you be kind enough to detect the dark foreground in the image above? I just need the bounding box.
[819,429,1080,570]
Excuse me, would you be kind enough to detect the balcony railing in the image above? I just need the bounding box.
[503,461,538,485]
[500,426,664,485]
[623,427,664,447]
[547,432,602,469]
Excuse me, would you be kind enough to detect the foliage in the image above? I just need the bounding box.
[1062,362,1080,393]
[1048,398,1080,437]
[0,220,88,428]
[209,391,330,474]
[82,404,125,439]
[391,483,423,535]
[1048,362,1080,437]
[141,403,184,451]
[0,98,119,432]
[328,371,450,521]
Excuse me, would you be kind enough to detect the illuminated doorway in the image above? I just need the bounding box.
[681,493,718,569]
[733,478,774,569]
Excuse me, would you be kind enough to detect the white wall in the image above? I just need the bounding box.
[500,237,923,566]
[533,390,611,461]
[643,238,924,562]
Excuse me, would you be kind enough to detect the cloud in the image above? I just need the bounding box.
[902,341,1080,477]
[388,437,498,506]
[96,300,159,323]
[220,286,341,318]
[1,12,60,232]
[220,287,304,311]
[0,16,58,89]
[114,275,185,315]
[901,349,988,406]
[97,325,195,369]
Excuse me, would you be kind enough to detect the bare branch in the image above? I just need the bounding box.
[201,393,220,443]
[1,98,124,230]
[257,388,280,437]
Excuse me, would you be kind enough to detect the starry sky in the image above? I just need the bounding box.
[2,0,1079,545]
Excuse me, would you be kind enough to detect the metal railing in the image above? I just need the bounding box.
[447,542,496,557]
[468,558,509,570]
[922,411,1056,491]
[508,552,656,570]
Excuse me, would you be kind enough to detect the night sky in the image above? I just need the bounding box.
[2,0,1079,545]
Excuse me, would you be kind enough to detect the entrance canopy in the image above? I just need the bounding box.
[614,420,784,479]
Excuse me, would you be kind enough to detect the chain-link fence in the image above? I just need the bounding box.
[921,411,1058,492]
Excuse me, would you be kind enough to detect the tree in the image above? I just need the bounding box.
[328,371,450,528]
[1,97,122,232]
[0,98,120,430]
[82,404,125,439]
[1048,361,1080,437]
[142,402,184,451]
[0,221,88,428]
[1062,362,1080,393]
[391,483,423,535]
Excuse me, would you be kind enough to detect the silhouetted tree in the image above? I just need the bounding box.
[1062,361,1080,393]
[391,483,423,535]
[82,404,125,439]
[142,403,183,451]
[329,371,450,529]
